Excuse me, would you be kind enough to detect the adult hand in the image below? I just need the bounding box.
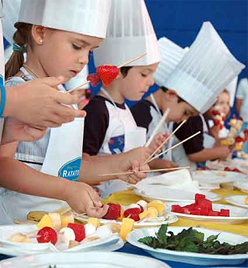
[2,117,47,144]
[4,76,86,128]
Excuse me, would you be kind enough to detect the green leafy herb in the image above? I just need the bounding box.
[138,224,248,255]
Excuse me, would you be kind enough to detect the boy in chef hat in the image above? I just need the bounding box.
[131,37,189,169]
[168,22,245,169]
[133,22,244,170]
[0,0,149,224]
[83,0,162,197]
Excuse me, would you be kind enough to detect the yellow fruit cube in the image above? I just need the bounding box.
[88,218,100,228]
[119,218,134,241]
[147,200,165,215]
[60,215,70,228]
[139,210,150,220]
[147,207,159,217]
[245,197,248,205]
[37,215,54,229]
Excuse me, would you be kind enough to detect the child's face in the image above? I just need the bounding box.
[118,63,159,101]
[216,91,230,117]
[35,28,103,80]
[161,90,198,123]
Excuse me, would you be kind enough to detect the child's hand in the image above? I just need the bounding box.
[2,117,47,144]
[64,182,108,218]
[149,158,178,169]
[117,159,149,184]
[148,132,168,153]
[218,146,231,160]
[124,147,151,164]
[209,125,220,139]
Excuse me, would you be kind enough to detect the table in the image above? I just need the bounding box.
[0,188,247,267]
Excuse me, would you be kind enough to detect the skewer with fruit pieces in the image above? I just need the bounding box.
[68,54,146,93]
[10,200,165,245]
[221,116,244,146]
[9,210,114,249]
[212,106,225,130]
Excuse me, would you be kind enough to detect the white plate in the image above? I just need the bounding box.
[192,170,248,184]
[225,195,248,209]
[199,183,220,190]
[133,188,220,202]
[0,224,123,256]
[0,252,170,268]
[234,181,248,193]
[74,212,178,228]
[126,227,248,266]
[166,202,248,224]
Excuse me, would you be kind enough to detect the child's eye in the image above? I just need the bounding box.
[141,73,147,77]
[72,44,82,50]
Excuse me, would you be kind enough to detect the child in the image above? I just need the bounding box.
[208,90,231,139]
[236,77,248,153]
[0,0,147,224]
[83,0,162,197]
[0,1,86,144]
[132,22,245,170]
[131,37,192,169]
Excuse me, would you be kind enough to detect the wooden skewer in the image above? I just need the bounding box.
[145,108,170,148]
[67,81,90,93]
[98,166,190,177]
[68,54,147,93]
[144,120,186,165]
[117,53,146,69]
[147,131,201,164]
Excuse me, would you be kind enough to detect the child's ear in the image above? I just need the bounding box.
[165,89,178,101]
[31,25,47,45]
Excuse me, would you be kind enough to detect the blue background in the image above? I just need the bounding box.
[87,0,248,100]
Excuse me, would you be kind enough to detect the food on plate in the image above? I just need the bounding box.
[102,200,165,222]
[8,233,32,243]
[171,194,230,217]
[119,218,135,241]
[245,197,248,205]
[37,226,58,245]
[224,167,243,173]
[138,224,248,254]
[67,223,86,242]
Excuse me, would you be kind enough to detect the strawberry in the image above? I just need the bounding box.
[96,65,119,86]
[213,119,220,126]
[87,73,101,87]
[67,223,85,242]
[123,208,141,221]
[103,203,121,220]
[37,227,57,245]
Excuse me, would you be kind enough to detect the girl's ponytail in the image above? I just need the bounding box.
[5,23,32,80]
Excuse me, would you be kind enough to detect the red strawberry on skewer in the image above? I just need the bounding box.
[87,73,101,87]
[96,65,120,86]
[37,227,58,245]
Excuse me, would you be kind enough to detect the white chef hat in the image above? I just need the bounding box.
[2,0,21,44]
[65,66,89,91]
[17,0,112,38]
[93,0,160,67]
[164,22,245,113]
[154,37,187,87]
[225,77,238,107]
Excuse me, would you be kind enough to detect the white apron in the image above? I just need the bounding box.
[98,88,146,198]
[148,94,174,161]
[0,69,84,224]
[172,114,216,170]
